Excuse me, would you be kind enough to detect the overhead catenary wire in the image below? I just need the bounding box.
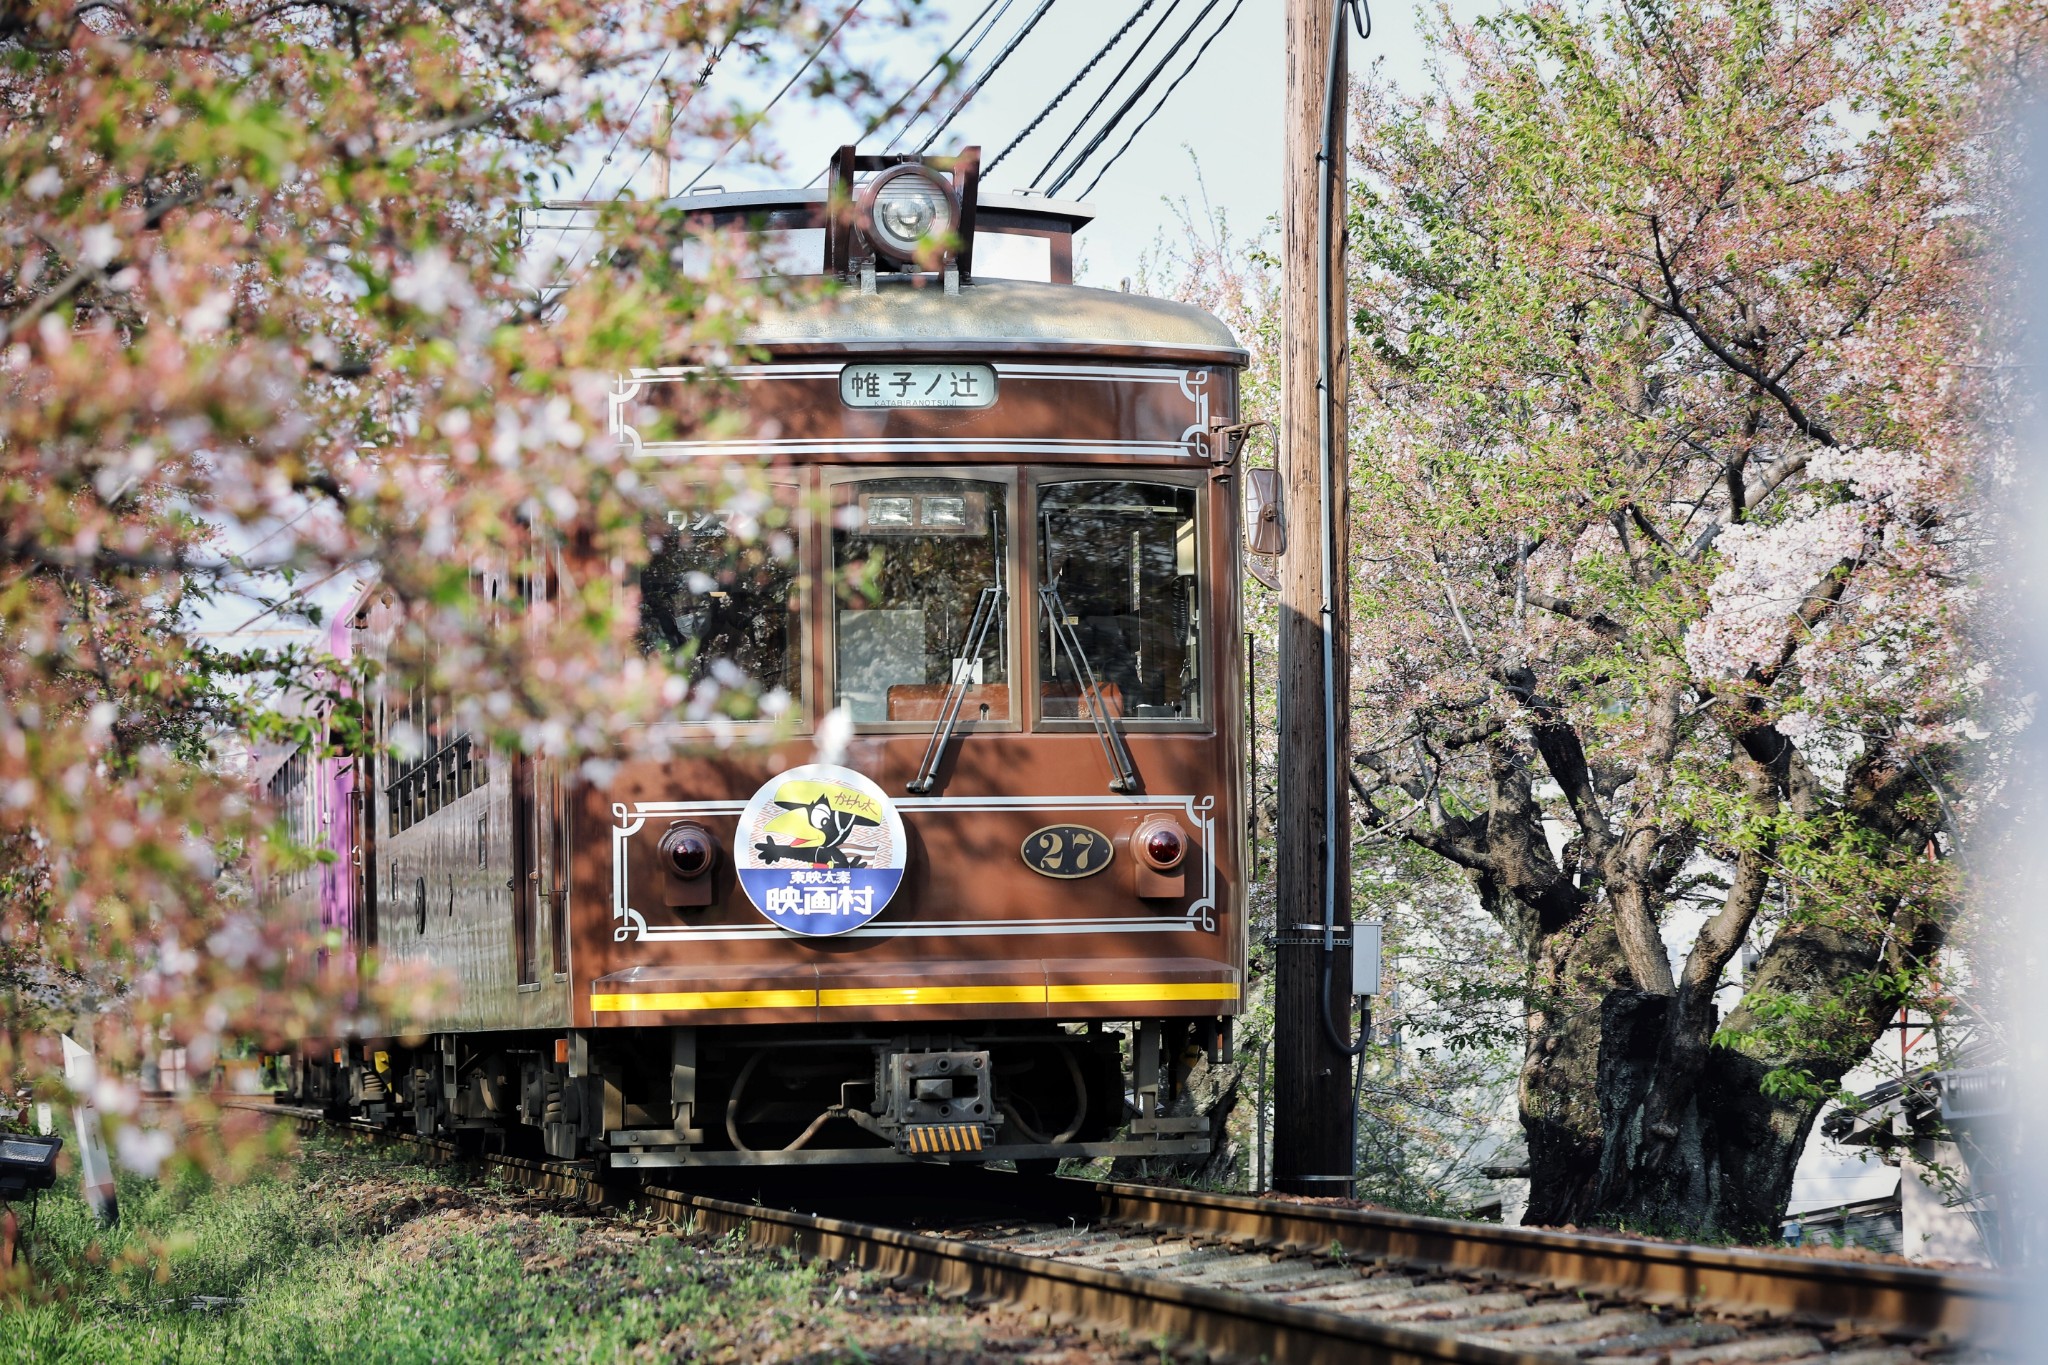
[679,0,867,195]
[1070,0,1247,200]
[1042,0,1227,197]
[1026,0,1189,189]
[882,0,1022,152]
[912,0,1063,154]
[984,0,1159,175]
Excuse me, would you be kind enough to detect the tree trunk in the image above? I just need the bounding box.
[1521,913,1631,1226]
[1573,989,1820,1239]
[1521,916,1895,1239]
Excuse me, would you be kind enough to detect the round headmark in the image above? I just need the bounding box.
[734,763,906,936]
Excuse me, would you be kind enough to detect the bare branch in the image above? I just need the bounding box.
[1525,590,1624,637]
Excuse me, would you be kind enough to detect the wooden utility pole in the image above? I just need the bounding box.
[1272,0,1355,1195]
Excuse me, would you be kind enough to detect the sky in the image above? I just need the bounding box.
[560,0,1475,288]
[202,0,1477,647]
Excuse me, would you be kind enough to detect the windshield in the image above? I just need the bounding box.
[635,493,802,719]
[1038,481,1202,721]
[833,477,1010,724]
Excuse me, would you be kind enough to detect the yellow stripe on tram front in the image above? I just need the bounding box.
[590,989,817,1013]
[819,984,1046,1008]
[1047,982,1240,1005]
[590,981,1238,1014]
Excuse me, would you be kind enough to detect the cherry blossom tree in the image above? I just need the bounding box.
[1340,0,2042,1234]
[0,0,904,1182]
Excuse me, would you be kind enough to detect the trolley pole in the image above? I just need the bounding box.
[1272,0,1355,1195]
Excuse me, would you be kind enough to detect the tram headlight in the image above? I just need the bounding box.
[860,165,957,264]
[660,822,718,880]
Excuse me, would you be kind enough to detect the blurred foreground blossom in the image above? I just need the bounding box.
[0,0,907,1196]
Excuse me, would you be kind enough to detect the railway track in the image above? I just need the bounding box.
[237,1100,2008,1364]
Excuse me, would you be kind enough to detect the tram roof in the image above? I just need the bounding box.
[740,277,1244,365]
[643,186,1242,364]
[658,187,1096,236]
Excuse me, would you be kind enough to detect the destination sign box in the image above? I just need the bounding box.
[840,362,998,410]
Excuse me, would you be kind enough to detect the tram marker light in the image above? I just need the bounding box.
[660,821,719,908]
[1135,817,1189,900]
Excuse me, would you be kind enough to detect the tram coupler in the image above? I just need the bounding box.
[878,1046,998,1157]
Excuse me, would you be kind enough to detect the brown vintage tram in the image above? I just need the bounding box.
[260,149,1250,1170]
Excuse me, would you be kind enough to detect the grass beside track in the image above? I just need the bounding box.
[0,1132,1159,1364]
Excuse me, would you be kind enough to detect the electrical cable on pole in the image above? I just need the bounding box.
[806,0,1004,185]
[679,0,867,195]
[984,0,1158,176]
[1026,0,1187,188]
[1070,0,1246,199]
[1043,0,1226,197]
[913,0,1063,154]
[882,0,1021,152]
[1315,0,1374,1066]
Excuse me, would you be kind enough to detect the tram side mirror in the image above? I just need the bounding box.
[1244,468,1284,556]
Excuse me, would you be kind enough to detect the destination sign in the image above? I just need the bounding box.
[840,362,997,410]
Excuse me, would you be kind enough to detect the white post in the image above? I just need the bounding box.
[60,1035,118,1227]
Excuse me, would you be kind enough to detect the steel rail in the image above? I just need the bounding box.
[645,1187,1561,1365]
[1088,1180,2009,1347]
[235,1101,2009,1355]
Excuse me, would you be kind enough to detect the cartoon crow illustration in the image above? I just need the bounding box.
[753,784,874,868]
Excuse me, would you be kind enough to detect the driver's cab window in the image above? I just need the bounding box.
[1038,481,1202,721]
[635,483,803,722]
[832,476,1011,725]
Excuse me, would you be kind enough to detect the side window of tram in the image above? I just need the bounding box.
[1038,482,1202,721]
[635,493,803,719]
[832,478,1010,724]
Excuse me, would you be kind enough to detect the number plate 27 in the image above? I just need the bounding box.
[1021,824,1114,880]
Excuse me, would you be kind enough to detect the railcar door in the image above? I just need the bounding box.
[511,753,540,986]
[545,762,569,977]
[351,781,376,950]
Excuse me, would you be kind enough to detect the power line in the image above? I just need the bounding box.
[806,0,1005,186]
[679,0,867,195]
[623,14,754,198]
[984,0,1158,176]
[546,9,758,273]
[1072,0,1247,199]
[1044,0,1227,197]
[914,0,1063,154]
[882,0,1021,153]
[1026,0,1188,189]
[547,45,676,261]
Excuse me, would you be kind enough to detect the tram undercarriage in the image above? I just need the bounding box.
[287,1019,1222,1170]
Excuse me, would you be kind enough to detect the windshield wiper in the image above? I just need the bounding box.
[1038,583,1139,793]
[907,580,1005,794]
